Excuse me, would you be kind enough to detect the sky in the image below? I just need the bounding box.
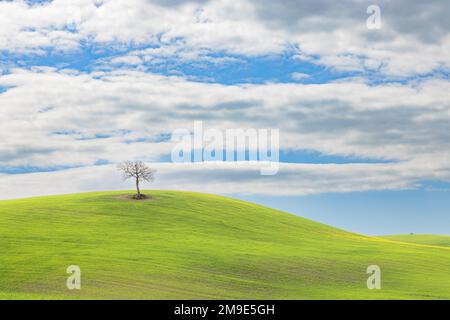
[0,0,449,235]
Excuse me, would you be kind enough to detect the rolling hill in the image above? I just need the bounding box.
[0,191,449,299]
[381,234,450,248]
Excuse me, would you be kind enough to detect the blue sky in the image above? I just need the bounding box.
[0,0,449,235]
[239,189,450,235]
[1,44,359,85]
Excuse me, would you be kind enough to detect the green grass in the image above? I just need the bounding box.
[0,191,449,300]
[380,234,450,248]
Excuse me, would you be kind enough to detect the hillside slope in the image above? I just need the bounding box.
[0,191,449,299]
[381,234,450,248]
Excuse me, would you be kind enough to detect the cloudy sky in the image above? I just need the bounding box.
[1,0,449,234]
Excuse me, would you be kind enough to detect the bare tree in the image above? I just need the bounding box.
[117,161,155,199]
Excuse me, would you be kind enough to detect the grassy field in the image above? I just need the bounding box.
[0,191,449,299]
[381,234,450,248]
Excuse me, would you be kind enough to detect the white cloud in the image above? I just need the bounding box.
[0,0,449,76]
[291,72,310,80]
[109,55,143,65]
[0,160,447,200]
[1,0,450,198]
[0,67,450,198]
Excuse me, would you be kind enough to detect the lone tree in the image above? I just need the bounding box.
[117,161,156,199]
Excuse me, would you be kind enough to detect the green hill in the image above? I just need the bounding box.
[0,191,449,299]
[381,234,450,248]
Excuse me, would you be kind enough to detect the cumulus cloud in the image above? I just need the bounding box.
[0,0,449,76]
[0,67,449,196]
[1,1,449,199]
[1,160,448,200]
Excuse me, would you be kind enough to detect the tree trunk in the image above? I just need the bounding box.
[136,177,141,196]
